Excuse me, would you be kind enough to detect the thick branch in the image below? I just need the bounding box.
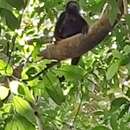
[40,16,111,60]
[40,0,124,60]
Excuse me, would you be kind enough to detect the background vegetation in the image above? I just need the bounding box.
[0,0,130,130]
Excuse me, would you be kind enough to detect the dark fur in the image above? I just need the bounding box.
[54,1,89,65]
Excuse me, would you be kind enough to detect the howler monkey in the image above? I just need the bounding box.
[54,0,89,65]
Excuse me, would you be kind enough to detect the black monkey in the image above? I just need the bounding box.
[54,0,89,65]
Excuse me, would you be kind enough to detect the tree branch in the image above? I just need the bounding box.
[40,0,124,61]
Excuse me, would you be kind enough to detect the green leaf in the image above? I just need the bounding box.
[110,114,118,130]
[5,115,35,130]
[92,126,110,130]
[42,71,65,105]
[1,9,20,30]
[0,59,13,76]
[112,50,121,59]
[123,45,130,55]
[57,65,84,82]
[26,67,37,77]
[110,97,129,112]
[109,0,118,25]
[6,0,25,10]
[17,115,35,130]
[106,61,120,80]
[13,96,35,123]
[19,85,35,103]
[0,0,13,11]
[0,86,9,100]
[5,119,14,130]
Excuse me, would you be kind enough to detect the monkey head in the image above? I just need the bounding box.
[65,1,80,14]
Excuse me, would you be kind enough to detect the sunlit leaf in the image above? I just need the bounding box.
[106,61,120,80]
[5,115,35,130]
[13,96,35,123]
[110,114,118,130]
[0,86,9,100]
[0,59,13,76]
[124,45,130,55]
[19,84,34,103]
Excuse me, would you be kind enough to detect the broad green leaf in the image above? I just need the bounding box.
[1,9,20,30]
[6,0,25,10]
[0,0,13,11]
[112,50,121,59]
[5,119,14,130]
[120,54,130,65]
[106,61,119,80]
[42,71,65,105]
[0,86,9,100]
[109,0,118,25]
[110,114,118,130]
[123,45,130,55]
[110,97,129,112]
[0,59,13,76]
[5,115,35,130]
[18,115,35,130]
[92,126,110,130]
[13,96,35,123]
[57,65,84,81]
[19,85,34,103]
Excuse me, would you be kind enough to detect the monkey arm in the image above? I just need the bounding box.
[54,12,65,41]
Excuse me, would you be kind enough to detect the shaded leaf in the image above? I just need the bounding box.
[5,115,35,130]
[42,71,65,105]
[0,0,13,11]
[110,97,129,112]
[6,0,25,10]
[92,126,110,130]
[106,61,119,80]
[1,9,20,30]
[0,59,13,76]
[13,96,35,123]
[57,65,84,82]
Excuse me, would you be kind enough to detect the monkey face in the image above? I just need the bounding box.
[65,1,80,14]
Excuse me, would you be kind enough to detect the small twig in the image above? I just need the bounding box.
[22,61,59,82]
[42,113,71,127]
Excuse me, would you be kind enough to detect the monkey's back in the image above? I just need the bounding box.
[56,12,88,39]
